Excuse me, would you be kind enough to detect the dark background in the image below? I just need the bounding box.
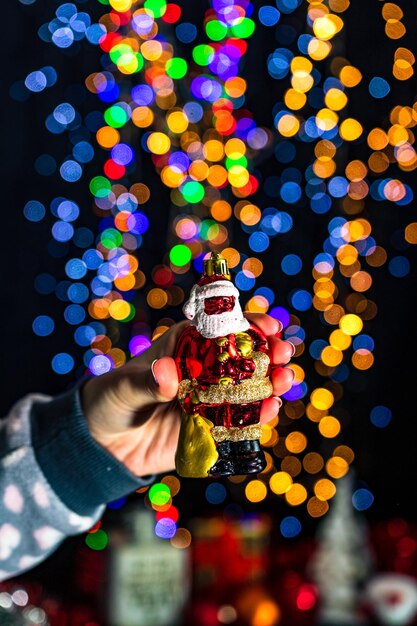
[1,0,417,538]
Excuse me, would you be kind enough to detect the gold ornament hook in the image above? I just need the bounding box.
[203,251,231,280]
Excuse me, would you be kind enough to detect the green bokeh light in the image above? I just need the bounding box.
[166,57,188,79]
[101,228,123,249]
[90,176,111,198]
[205,20,228,41]
[200,219,218,241]
[169,244,192,267]
[104,105,129,129]
[231,18,255,38]
[86,529,108,551]
[192,44,215,66]
[144,0,166,18]
[182,180,205,203]
[149,483,171,505]
[225,155,248,170]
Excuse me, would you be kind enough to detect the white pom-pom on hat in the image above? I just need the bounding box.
[183,284,199,320]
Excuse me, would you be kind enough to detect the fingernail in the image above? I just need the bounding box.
[289,342,296,356]
[151,359,159,386]
[272,395,283,408]
[275,321,283,335]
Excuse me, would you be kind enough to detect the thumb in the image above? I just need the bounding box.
[119,357,179,411]
[149,356,179,402]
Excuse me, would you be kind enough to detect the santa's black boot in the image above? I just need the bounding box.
[232,440,267,474]
[208,441,235,477]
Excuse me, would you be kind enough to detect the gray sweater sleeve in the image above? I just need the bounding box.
[0,389,154,581]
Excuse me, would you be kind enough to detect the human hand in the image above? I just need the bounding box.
[81,313,295,476]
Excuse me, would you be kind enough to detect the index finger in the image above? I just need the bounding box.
[244,312,282,336]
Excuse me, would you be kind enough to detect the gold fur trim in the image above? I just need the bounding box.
[211,424,263,442]
[196,376,272,404]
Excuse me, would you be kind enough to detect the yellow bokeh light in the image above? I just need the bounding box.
[310,388,334,410]
[321,345,343,367]
[308,38,332,61]
[207,165,228,187]
[132,106,154,128]
[284,88,307,111]
[339,65,362,87]
[315,139,336,161]
[316,108,339,131]
[269,471,292,495]
[386,19,406,40]
[277,114,300,137]
[326,456,349,479]
[337,244,358,265]
[161,166,186,188]
[109,0,132,10]
[243,257,264,277]
[329,329,352,350]
[313,15,341,40]
[314,478,336,501]
[204,139,224,162]
[224,76,247,98]
[319,415,341,438]
[339,313,363,335]
[96,126,120,149]
[108,300,131,321]
[225,138,246,158]
[285,483,308,506]
[240,204,261,226]
[147,288,168,309]
[285,432,307,454]
[325,88,348,111]
[340,118,363,141]
[189,160,209,181]
[167,110,189,134]
[245,480,268,503]
[228,165,249,188]
[141,40,163,61]
[367,128,389,150]
[307,496,329,518]
[405,222,417,243]
[352,349,374,370]
[382,3,403,20]
[147,132,171,154]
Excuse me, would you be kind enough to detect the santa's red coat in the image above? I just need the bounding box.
[174,323,270,429]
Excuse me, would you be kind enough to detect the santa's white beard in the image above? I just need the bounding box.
[193,304,250,339]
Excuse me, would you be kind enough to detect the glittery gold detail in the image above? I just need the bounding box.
[217,352,229,362]
[252,351,270,378]
[175,411,218,478]
[178,379,193,402]
[197,376,273,404]
[211,424,263,442]
[216,337,228,346]
[235,331,254,357]
[219,376,233,386]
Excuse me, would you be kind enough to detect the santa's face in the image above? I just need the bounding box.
[204,295,236,315]
[190,282,249,338]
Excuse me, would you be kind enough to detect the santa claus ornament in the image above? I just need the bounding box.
[174,251,273,478]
